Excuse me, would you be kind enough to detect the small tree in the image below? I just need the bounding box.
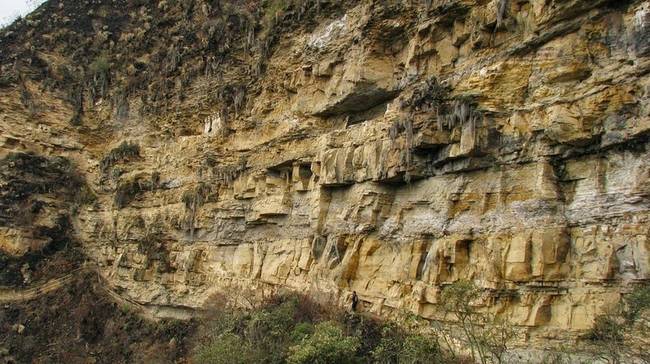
[193,333,262,364]
[588,284,650,364]
[287,321,360,364]
[439,280,516,364]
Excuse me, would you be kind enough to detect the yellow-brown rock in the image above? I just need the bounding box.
[1,0,649,351]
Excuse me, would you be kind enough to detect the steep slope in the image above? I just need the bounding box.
[1,0,649,351]
[0,271,196,363]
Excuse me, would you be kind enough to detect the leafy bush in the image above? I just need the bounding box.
[192,292,454,364]
[194,333,262,364]
[589,314,624,343]
[622,284,650,323]
[89,56,110,75]
[193,294,309,364]
[400,334,444,364]
[262,0,290,28]
[439,281,516,364]
[372,324,445,364]
[247,299,296,341]
[587,283,650,363]
[371,325,403,364]
[291,322,314,342]
[287,321,360,364]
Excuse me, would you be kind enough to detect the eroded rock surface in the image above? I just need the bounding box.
[1,0,649,348]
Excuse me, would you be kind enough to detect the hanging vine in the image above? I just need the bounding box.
[181,182,211,240]
[389,117,414,183]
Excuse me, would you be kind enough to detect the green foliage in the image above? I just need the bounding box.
[372,324,444,364]
[247,299,296,342]
[587,283,650,363]
[290,322,314,342]
[589,314,624,343]
[262,0,290,28]
[194,294,318,361]
[100,141,140,173]
[441,280,480,318]
[194,333,262,364]
[192,292,454,364]
[371,325,403,364]
[439,281,516,364]
[194,294,310,364]
[89,55,110,75]
[400,334,444,364]
[622,284,650,323]
[287,321,360,364]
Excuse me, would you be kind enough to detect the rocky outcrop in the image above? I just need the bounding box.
[1,0,649,350]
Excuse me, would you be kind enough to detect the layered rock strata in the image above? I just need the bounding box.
[1,0,649,347]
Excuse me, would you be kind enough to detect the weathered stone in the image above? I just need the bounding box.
[1,0,649,352]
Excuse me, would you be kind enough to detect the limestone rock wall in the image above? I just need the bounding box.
[1,0,649,347]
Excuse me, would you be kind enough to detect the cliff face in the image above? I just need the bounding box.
[1,0,649,347]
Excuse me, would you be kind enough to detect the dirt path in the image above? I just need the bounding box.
[0,263,198,321]
[0,265,91,303]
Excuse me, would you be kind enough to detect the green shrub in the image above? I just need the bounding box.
[371,325,404,364]
[247,299,296,343]
[291,322,314,343]
[89,55,110,75]
[191,293,461,364]
[372,325,443,364]
[400,334,444,364]
[194,333,261,364]
[589,314,624,343]
[623,284,650,323]
[439,281,516,364]
[287,321,360,364]
[587,283,650,363]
